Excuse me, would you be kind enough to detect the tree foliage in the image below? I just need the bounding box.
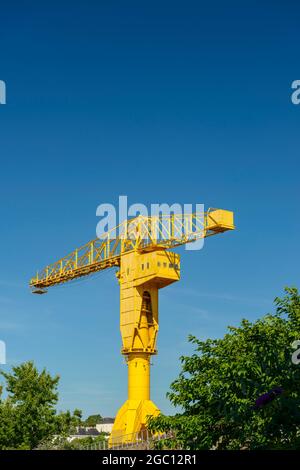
[84,414,103,426]
[0,361,81,449]
[37,433,108,450]
[148,287,300,449]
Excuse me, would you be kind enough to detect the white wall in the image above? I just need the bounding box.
[96,423,114,434]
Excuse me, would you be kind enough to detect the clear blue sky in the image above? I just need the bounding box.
[0,1,299,418]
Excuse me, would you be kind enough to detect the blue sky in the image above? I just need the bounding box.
[0,1,299,417]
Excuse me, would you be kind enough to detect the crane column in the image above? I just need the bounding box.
[128,353,150,400]
[109,250,180,446]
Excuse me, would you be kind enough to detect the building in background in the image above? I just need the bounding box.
[96,417,115,434]
[68,417,115,442]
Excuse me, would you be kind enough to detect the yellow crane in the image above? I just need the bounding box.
[30,208,234,445]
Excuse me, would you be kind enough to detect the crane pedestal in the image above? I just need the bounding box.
[109,250,180,446]
[109,353,160,445]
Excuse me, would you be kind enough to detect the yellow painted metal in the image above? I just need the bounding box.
[29,208,235,445]
[206,209,234,232]
[109,354,160,446]
[30,209,234,290]
[108,250,180,445]
[118,250,179,355]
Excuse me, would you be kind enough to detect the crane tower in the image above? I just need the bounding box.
[30,208,234,445]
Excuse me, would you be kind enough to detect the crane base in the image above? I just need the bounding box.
[109,399,160,447]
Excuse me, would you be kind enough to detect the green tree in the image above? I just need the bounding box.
[36,432,108,450]
[148,287,300,449]
[0,361,81,449]
[68,433,108,450]
[84,414,103,426]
